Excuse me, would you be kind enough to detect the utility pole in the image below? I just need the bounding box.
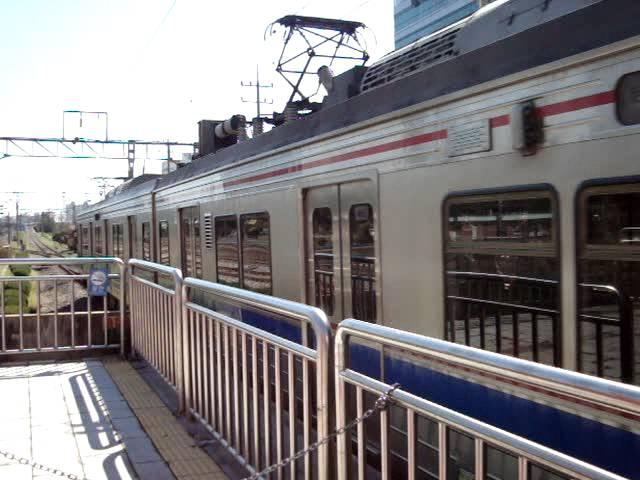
[15,197,20,249]
[241,65,274,121]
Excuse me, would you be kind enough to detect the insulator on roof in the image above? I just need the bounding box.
[252,117,264,137]
[284,103,298,123]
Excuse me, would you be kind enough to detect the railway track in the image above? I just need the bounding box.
[28,229,81,276]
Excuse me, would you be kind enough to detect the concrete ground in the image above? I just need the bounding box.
[0,360,229,480]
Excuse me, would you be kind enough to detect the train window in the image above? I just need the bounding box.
[94,225,103,256]
[215,215,240,287]
[112,224,123,258]
[444,190,560,366]
[193,217,202,278]
[350,204,376,322]
[159,221,170,265]
[240,213,271,294]
[312,208,335,316]
[616,71,640,125]
[577,183,640,385]
[142,222,151,261]
[81,226,89,256]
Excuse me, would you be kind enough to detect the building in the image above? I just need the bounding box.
[394,0,492,49]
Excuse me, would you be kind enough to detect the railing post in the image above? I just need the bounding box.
[117,259,126,358]
[335,324,348,480]
[127,259,184,409]
[177,276,186,415]
[180,281,190,416]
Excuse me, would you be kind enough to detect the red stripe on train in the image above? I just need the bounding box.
[489,90,616,127]
[223,129,447,188]
[224,90,615,188]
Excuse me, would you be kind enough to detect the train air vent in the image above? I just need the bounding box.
[360,27,460,93]
[203,214,213,249]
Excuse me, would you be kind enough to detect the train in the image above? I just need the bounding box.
[77,0,640,388]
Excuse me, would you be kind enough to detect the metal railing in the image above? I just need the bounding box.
[0,257,125,356]
[182,277,331,480]
[446,271,560,365]
[128,259,184,406]
[578,283,634,383]
[335,319,639,480]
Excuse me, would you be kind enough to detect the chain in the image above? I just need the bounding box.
[241,383,401,480]
[0,449,87,479]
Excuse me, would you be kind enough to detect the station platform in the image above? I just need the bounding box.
[0,358,235,480]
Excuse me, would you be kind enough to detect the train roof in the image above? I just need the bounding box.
[79,175,160,216]
[88,0,640,209]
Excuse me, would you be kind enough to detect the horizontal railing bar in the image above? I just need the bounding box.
[338,319,640,415]
[131,275,177,296]
[0,274,119,282]
[185,302,317,361]
[129,258,183,290]
[0,344,119,354]
[184,277,330,342]
[447,271,559,285]
[447,295,558,314]
[578,314,621,325]
[340,369,626,480]
[0,257,123,266]
[0,311,119,319]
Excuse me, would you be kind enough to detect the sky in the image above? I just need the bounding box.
[0,0,394,215]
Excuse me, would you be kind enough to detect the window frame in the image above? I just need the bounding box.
[142,222,151,261]
[214,214,241,287]
[240,211,273,295]
[158,220,170,266]
[111,223,123,258]
[441,184,562,364]
[81,225,90,256]
[94,225,103,256]
[214,212,273,293]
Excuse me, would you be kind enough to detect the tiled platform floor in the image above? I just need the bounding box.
[0,360,228,480]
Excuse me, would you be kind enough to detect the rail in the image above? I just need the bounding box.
[182,277,331,480]
[128,259,184,408]
[335,319,640,480]
[446,271,560,365]
[578,283,634,383]
[0,257,125,356]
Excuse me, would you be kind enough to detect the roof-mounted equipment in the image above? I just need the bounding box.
[268,15,369,113]
[196,115,247,159]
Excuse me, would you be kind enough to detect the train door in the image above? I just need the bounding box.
[180,206,202,278]
[127,215,136,260]
[304,181,378,324]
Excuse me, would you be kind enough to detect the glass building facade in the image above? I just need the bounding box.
[394,0,482,49]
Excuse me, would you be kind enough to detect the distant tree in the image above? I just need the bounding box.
[40,211,55,233]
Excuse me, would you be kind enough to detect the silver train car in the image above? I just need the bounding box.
[78,0,640,391]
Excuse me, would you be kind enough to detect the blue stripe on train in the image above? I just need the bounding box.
[241,309,302,344]
[236,308,317,349]
[350,344,640,480]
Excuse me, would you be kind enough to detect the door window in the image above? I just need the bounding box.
[313,208,335,315]
[182,217,193,277]
[350,204,376,322]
